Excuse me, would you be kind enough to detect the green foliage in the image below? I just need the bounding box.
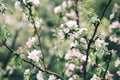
[0,25,12,41]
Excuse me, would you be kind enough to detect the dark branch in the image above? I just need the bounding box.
[2,38,64,80]
[2,29,20,69]
[83,0,112,80]
[74,0,80,27]
[26,5,46,70]
[103,52,112,80]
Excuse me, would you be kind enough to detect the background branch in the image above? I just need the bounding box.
[2,29,20,69]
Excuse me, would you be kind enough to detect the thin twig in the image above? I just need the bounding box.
[26,5,46,70]
[2,29,20,69]
[74,0,80,27]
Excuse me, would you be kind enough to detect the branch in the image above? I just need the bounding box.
[22,59,64,80]
[74,0,80,27]
[26,5,46,70]
[103,52,112,80]
[83,0,112,80]
[2,40,64,80]
[2,29,20,69]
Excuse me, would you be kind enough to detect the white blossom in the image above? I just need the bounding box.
[28,49,41,62]
[63,28,70,33]
[65,11,78,20]
[24,69,30,75]
[22,13,28,22]
[65,53,72,60]
[109,21,120,33]
[68,0,74,8]
[65,69,72,77]
[14,1,22,11]
[73,74,79,79]
[68,77,74,80]
[54,6,62,14]
[70,42,77,48]
[29,0,40,7]
[48,75,56,80]
[35,20,40,28]
[66,20,78,29]
[115,59,120,67]
[110,13,114,20]
[35,18,43,28]
[117,71,120,76]
[26,37,35,48]
[95,38,108,48]
[105,71,113,80]
[78,28,88,34]
[24,69,30,79]
[65,63,76,71]
[90,74,100,80]
[36,71,44,80]
[61,1,67,9]
[23,0,26,5]
[58,30,65,39]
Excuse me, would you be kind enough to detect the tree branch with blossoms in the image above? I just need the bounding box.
[83,0,112,80]
[2,34,65,80]
[24,1,46,70]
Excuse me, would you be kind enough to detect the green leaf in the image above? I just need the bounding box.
[6,32,12,39]
[96,49,105,59]
[6,8,13,14]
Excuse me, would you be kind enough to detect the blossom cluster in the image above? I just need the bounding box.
[95,38,108,48]
[58,20,87,40]
[15,0,42,28]
[109,21,120,44]
[27,49,41,62]
[54,0,74,14]
[15,0,40,10]
[54,0,78,22]
[26,37,35,48]
[36,71,56,80]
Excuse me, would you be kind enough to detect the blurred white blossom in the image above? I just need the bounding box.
[14,1,22,11]
[36,71,44,80]
[109,21,120,33]
[22,13,28,22]
[115,59,120,67]
[61,1,67,9]
[105,71,113,80]
[117,71,120,76]
[90,74,100,80]
[28,49,41,62]
[24,69,30,75]
[66,20,78,29]
[26,37,35,48]
[54,6,62,14]
[48,75,56,80]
